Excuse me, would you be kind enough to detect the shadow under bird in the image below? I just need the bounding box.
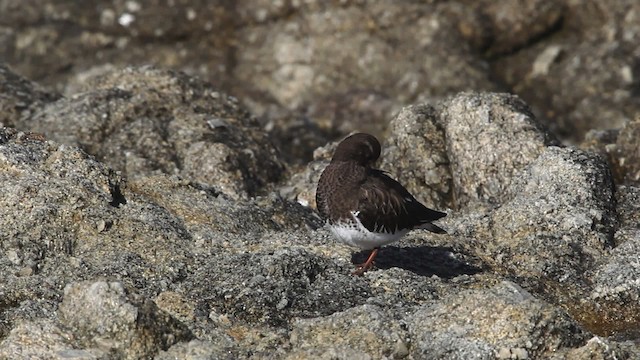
[316,133,447,275]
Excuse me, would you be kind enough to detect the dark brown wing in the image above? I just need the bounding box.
[356,169,446,233]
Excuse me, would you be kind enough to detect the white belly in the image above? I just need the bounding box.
[328,216,408,250]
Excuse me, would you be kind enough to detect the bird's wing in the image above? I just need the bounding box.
[356,170,446,233]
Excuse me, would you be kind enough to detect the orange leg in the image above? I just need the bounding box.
[352,248,379,276]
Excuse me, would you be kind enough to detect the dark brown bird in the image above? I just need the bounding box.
[316,133,446,275]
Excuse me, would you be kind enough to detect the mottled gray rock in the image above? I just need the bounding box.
[3,45,640,358]
[233,1,496,136]
[408,281,589,359]
[454,146,615,304]
[289,304,409,359]
[22,67,285,200]
[155,339,234,360]
[458,0,564,57]
[58,281,192,359]
[0,320,107,360]
[585,186,640,337]
[493,0,640,141]
[0,2,235,91]
[442,92,559,207]
[2,0,638,148]
[0,64,59,128]
[549,336,640,360]
[279,139,336,209]
[187,247,372,327]
[611,118,640,185]
[380,104,451,209]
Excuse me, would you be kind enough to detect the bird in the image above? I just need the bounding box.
[316,133,446,275]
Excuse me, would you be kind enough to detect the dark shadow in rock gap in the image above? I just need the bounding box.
[351,245,483,278]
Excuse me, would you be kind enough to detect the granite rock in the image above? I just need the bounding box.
[1,59,640,357]
[23,67,286,200]
[58,281,192,359]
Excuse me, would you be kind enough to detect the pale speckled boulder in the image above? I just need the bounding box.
[442,92,559,207]
[408,281,588,359]
[0,320,107,359]
[289,304,409,359]
[58,281,192,359]
[23,67,285,200]
[380,104,451,210]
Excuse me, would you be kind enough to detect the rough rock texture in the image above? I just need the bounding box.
[0,320,107,359]
[233,1,495,139]
[22,67,286,200]
[380,104,451,209]
[477,147,616,300]
[58,281,192,359]
[408,281,588,359]
[583,186,640,338]
[2,1,636,149]
[0,64,59,128]
[2,2,640,354]
[442,92,560,207]
[492,0,640,142]
[289,304,409,359]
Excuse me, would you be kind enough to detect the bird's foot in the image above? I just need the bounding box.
[351,248,379,276]
[352,262,374,276]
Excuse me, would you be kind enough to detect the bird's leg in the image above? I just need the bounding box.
[352,248,379,276]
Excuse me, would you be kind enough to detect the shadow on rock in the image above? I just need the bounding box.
[351,246,482,278]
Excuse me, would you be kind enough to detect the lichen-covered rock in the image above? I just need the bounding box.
[233,1,495,135]
[442,92,559,207]
[58,281,192,359]
[187,247,372,327]
[289,304,409,359]
[0,65,59,128]
[408,281,589,359]
[611,118,640,185]
[380,104,451,209]
[155,339,235,360]
[0,320,107,359]
[583,186,640,336]
[484,148,615,295]
[23,67,285,200]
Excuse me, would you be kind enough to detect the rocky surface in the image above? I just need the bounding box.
[22,67,286,200]
[1,1,640,358]
[2,1,637,153]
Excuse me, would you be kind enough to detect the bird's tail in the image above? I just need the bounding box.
[419,222,447,234]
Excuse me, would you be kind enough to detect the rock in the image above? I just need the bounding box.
[188,247,372,327]
[233,1,495,136]
[408,281,589,359]
[457,146,615,303]
[0,64,59,128]
[492,0,640,141]
[549,336,640,360]
[3,47,640,358]
[155,339,235,360]
[0,2,235,89]
[611,118,640,185]
[442,92,559,207]
[583,186,640,337]
[2,1,638,148]
[58,281,192,359]
[456,0,564,56]
[380,104,451,209]
[22,67,285,200]
[0,320,107,359]
[289,304,408,359]
[279,139,336,209]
